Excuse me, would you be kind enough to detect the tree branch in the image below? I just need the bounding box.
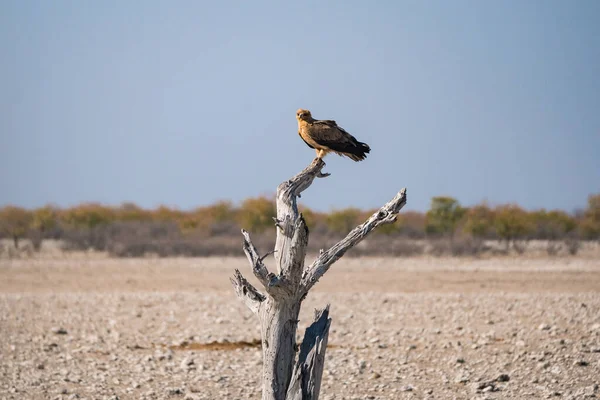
[301,188,407,293]
[277,158,328,215]
[241,229,286,295]
[274,158,327,280]
[230,269,265,315]
[286,306,332,400]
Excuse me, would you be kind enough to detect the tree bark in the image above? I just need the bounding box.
[286,306,331,400]
[231,157,407,400]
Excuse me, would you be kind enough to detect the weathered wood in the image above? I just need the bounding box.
[231,156,407,400]
[274,158,328,283]
[230,269,265,315]
[286,306,331,400]
[259,298,301,399]
[242,229,286,296]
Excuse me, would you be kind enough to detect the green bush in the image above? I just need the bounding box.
[463,203,494,239]
[326,208,362,234]
[0,206,33,248]
[531,210,576,240]
[117,203,153,222]
[426,197,465,237]
[580,194,600,240]
[237,197,276,233]
[494,205,533,248]
[3,192,597,257]
[61,203,116,229]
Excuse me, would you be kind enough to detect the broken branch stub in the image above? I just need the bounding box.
[230,269,265,315]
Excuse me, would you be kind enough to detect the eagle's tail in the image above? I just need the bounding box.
[342,141,371,162]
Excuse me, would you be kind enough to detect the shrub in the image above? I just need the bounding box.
[117,203,153,222]
[152,205,186,227]
[6,193,596,258]
[60,203,116,230]
[463,204,495,239]
[62,220,182,253]
[397,211,427,238]
[580,194,600,240]
[182,201,237,235]
[28,206,61,250]
[32,206,58,233]
[531,210,577,240]
[300,207,328,235]
[426,197,465,237]
[326,208,362,235]
[237,197,276,233]
[494,205,533,246]
[564,238,581,255]
[0,206,33,248]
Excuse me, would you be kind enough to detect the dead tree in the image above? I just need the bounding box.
[231,157,407,400]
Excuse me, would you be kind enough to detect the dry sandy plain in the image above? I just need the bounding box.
[1,255,600,400]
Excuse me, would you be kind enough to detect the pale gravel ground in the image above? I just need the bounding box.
[1,256,600,400]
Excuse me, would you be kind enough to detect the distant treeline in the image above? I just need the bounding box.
[0,194,598,257]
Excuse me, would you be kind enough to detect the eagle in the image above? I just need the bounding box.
[296,109,371,162]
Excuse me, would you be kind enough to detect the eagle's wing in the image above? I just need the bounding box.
[298,131,314,149]
[310,120,371,161]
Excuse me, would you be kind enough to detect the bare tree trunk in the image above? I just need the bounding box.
[286,306,331,400]
[231,157,407,400]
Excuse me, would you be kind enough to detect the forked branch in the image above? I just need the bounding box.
[241,229,286,296]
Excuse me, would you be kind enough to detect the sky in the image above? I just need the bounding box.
[1,1,599,213]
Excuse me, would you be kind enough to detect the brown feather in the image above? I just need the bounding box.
[296,109,370,162]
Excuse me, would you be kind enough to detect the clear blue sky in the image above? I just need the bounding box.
[1,1,599,212]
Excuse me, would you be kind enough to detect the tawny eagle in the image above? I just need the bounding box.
[296,109,371,162]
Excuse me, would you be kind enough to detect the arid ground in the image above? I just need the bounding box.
[1,255,599,399]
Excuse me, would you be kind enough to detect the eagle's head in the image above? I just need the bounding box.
[296,109,312,121]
